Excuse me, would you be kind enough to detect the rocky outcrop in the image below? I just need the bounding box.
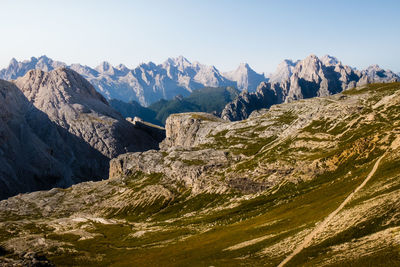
[222,54,399,121]
[14,68,159,159]
[0,68,160,199]
[0,79,108,199]
[162,112,225,149]
[221,82,284,121]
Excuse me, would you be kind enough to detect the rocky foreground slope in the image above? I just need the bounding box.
[0,68,160,199]
[1,82,400,266]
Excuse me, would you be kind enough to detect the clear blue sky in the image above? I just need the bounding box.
[1,0,399,73]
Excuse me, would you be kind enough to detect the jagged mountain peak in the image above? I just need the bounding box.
[222,54,399,121]
[164,55,191,66]
[321,54,340,66]
[305,53,319,60]
[238,62,250,68]
[302,54,322,64]
[268,58,298,83]
[294,54,325,75]
[13,68,158,158]
[363,64,399,81]
[0,55,65,80]
[222,62,266,91]
[37,54,51,61]
[17,67,109,107]
[366,64,381,70]
[138,61,157,70]
[229,63,256,75]
[2,54,399,108]
[9,57,18,66]
[116,63,128,71]
[95,61,114,73]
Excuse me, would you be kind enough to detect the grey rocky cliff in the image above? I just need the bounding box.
[0,79,107,199]
[110,112,233,193]
[161,112,225,149]
[221,82,284,121]
[14,68,159,159]
[222,54,399,121]
[0,68,160,199]
[266,59,298,83]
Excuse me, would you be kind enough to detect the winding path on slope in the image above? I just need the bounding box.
[277,153,386,267]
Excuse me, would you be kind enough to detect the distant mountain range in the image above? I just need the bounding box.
[221,55,399,121]
[1,54,398,116]
[0,56,261,106]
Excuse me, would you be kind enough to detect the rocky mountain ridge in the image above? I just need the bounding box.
[2,55,397,117]
[0,68,160,199]
[0,56,242,106]
[223,63,266,92]
[222,54,399,121]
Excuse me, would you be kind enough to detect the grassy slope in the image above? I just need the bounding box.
[148,86,240,124]
[110,86,239,126]
[1,83,400,266]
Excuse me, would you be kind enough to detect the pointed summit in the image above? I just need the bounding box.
[38,55,50,61]
[14,68,158,158]
[164,56,192,70]
[9,57,18,66]
[223,63,266,91]
[321,55,339,66]
[268,59,297,83]
[96,61,115,74]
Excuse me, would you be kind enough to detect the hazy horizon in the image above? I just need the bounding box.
[1,0,399,73]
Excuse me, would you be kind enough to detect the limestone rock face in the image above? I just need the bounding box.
[0,79,108,199]
[0,68,160,199]
[162,112,225,149]
[222,54,399,121]
[14,68,159,159]
[267,59,298,83]
[221,82,284,121]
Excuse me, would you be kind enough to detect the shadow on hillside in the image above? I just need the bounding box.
[0,81,127,199]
